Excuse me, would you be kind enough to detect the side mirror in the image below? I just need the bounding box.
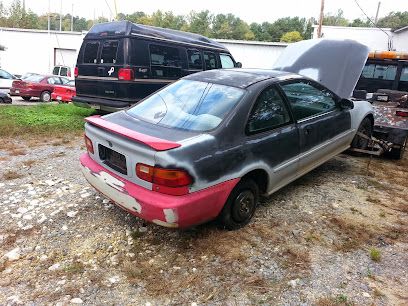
[339,98,354,110]
[235,62,242,68]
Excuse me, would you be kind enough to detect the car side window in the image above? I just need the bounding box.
[187,49,202,70]
[149,44,182,78]
[220,54,234,68]
[280,81,337,121]
[247,86,291,134]
[83,42,99,64]
[0,69,13,79]
[203,51,217,70]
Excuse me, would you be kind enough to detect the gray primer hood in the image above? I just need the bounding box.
[272,39,369,98]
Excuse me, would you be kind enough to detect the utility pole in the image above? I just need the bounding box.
[113,0,118,21]
[59,0,62,31]
[317,0,325,38]
[374,1,381,25]
[71,3,74,32]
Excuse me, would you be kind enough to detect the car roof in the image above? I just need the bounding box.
[85,21,228,52]
[183,69,295,89]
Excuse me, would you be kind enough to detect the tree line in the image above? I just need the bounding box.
[0,0,407,42]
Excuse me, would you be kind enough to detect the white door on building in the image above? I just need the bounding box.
[54,48,78,69]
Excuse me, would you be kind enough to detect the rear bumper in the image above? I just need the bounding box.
[10,88,39,97]
[80,153,239,228]
[51,92,73,102]
[72,95,133,112]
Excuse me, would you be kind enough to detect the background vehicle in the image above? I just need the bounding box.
[80,39,374,229]
[73,21,241,112]
[51,80,76,102]
[0,91,12,103]
[355,51,408,93]
[52,65,74,80]
[0,68,17,94]
[10,75,69,102]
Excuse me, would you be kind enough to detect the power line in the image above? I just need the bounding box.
[353,0,393,50]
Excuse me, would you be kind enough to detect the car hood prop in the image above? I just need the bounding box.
[272,38,369,99]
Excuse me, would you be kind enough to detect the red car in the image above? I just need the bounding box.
[51,80,76,102]
[10,75,69,102]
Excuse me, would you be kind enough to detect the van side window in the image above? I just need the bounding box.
[203,51,217,70]
[220,54,235,68]
[187,49,202,70]
[83,42,99,64]
[149,44,181,78]
[52,66,60,75]
[101,40,118,64]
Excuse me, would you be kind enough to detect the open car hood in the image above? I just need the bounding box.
[272,39,369,99]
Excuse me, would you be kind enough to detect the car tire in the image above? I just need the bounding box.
[386,135,406,160]
[0,97,3,104]
[40,91,51,102]
[218,179,259,230]
[351,117,373,150]
[22,96,31,101]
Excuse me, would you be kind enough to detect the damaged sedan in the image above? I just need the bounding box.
[80,39,374,229]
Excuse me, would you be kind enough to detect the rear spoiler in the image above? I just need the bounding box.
[85,115,181,151]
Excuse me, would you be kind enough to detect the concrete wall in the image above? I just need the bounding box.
[0,27,288,76]
[313,25,408,52]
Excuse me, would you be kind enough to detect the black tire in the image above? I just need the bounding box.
[0,97,3,103]
[22,96,31,101]
[40,91,51,102]
[386,136,407,160]
[351,117,373,150]
[218,179,259,230]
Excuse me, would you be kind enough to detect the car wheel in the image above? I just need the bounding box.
[351,117,373,150]
[40,91,51,102]
[0,97,3,104]
[22,96,31,101]
[218,179,259,230]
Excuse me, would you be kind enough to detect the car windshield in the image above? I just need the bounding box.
[25,75,44,83]
[127,80,245,132]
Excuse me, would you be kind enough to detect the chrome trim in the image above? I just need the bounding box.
[130,33,227,52]
[297,110,337,123]
[76,76,176,84]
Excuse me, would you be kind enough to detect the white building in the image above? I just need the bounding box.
[313,25,408,51]
[0,27,287,76]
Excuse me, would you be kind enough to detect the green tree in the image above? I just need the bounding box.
[323,9,349,26]
[377,11,408,30]
[185,10,213,36]
[280,31,303,42]
[350,18,371,27]
[212,14,254,40]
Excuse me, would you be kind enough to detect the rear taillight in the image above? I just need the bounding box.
[84,135,94,154]
[74,66,78,78]
[396,110,408,117]
[118,68,134,81]
[68,70,71,77]
[136,163,192,189]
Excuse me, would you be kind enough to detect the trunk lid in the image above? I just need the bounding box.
[272,39,369,99]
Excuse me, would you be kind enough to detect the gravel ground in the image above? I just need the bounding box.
[0,136,407,305]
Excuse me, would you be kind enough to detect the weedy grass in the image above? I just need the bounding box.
[370,248,381,262]
[0,104,95,138]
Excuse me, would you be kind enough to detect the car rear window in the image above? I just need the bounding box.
[25,75,44,82]
[101,40,118,64]
[127,80,245,132]
[83,41,99,64]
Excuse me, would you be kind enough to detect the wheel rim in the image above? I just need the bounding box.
[357,124,370,149]
[232,190,255,223]
[43,92,50,102]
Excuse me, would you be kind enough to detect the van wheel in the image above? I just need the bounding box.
[22,96,31,101]
[40,91,51,102]
[351,117,373,150]
[218,179,259,230]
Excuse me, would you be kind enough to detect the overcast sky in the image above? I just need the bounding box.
[3,0,407,23]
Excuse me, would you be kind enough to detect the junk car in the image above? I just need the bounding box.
[80,39,374,229]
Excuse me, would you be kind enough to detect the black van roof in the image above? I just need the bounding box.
[85,21,228,52]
